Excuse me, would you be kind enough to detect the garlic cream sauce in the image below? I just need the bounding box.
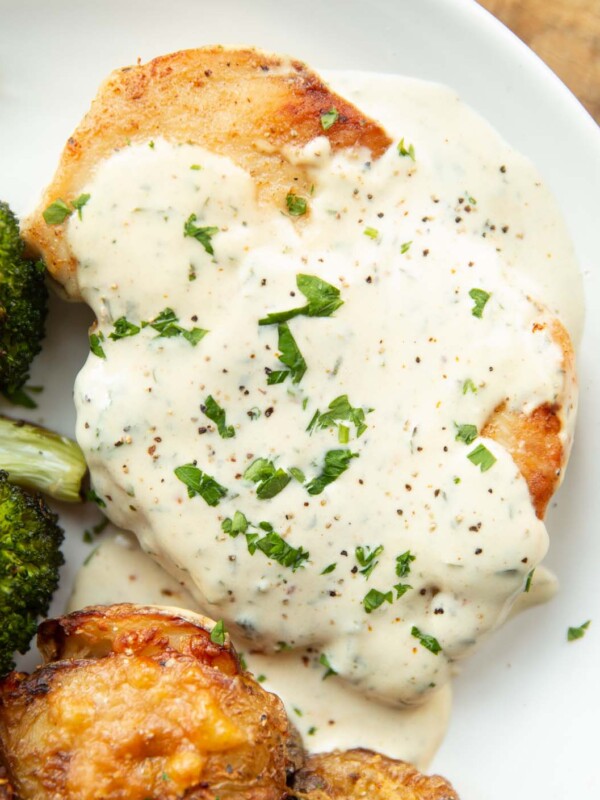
[68,72,581,766]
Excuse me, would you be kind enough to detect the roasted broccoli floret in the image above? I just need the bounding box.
[0,416,86,503]
[0,202,48,397]
[0,471,64,675]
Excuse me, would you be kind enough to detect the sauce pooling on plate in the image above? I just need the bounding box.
[68,72,580,765]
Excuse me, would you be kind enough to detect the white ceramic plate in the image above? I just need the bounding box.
[1,1,599,797]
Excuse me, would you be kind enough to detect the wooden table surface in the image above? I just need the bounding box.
[478,0,600,123]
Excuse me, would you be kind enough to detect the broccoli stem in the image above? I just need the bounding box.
[0,416,86,502]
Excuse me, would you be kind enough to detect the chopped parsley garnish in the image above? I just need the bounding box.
[143,307,208,346]
[267,322,307,385]
[567,620,591,641]
[289,467,306,483]
[400,241,412,254]
[71,193,91,219]
[469,288,491,318]
[259,274,343,326]
[524,569,535,593]
[210,619,227,645]
[363,588,393,614]
[321,563,337,575]
[307,726,317,735]
[395,550,416,578]
[305,449,358,495]
[355,544,384,578]
[109,317,141,341]
[243,458,291,499]
[467,443,496,472]
[202,395,235,439]
[183,214,219,255]
[223,512,308,571]
[397,138,416,161]
[455,423,478,445]
[411,626,442,655]
[174,463,227,506]
[286,192,308,216]
[320,108,339,130]
[319,653,337,679]
[394,582,412,598]
[89,332,106,359]
[462,378,477,394]
[85,488,107,508]
[307,394,372,441]
[257,674,267,683]
[364,227,379,240]
[43,199,72,225]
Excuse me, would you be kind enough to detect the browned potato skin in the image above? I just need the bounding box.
[287,749,459,800]
[22,46,392,296]
[0,605,295,800]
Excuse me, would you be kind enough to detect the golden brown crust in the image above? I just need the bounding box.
[0,605,294,800]
[22,46,391,294]
[288,749,459,800]
[482,318,577,518]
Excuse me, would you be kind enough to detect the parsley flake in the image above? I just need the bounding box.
[364,227,379,240]
[222,512,309,571]
[321,563,337,575]
[89,332,106,359]
[183,214,219,255]
[267,322,307,385]
[400,241,412,254]
[467,443,496,472]
[259,274,343,326]
[307,394,371,440]
[143,307,208,346]
[174,464,227,506]
[455,423,478,445]
[43,199,72,225]
[394,582,412,598]
[469,288,491,318]
[411,626,442,654]
[462,378,477,394]
[286,192,308,216]
[524,569,535,593]
[71,193,91,219]
[305,449,358,495]
[363,588,393,614]
[395,551,416,578]
[109,317,141,341]
[243,458,291,499]
[202,395,235,439]
[319,653,337,679]
[320,108,339,130]
[397,138,416,161]
[567,620,591,642]
[210,619,227,645]
[355,544,384,579]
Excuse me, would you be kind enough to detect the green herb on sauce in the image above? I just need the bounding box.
[89,332,106,359]
[85,488,107,508]
[364,227,379,240]
[363,588,393,614]
[400,241,412,254]
[397,138,416,161]
[222,513,309,571]
[567,620,591,642]
[109,317,141,341]
[243,457,291,499]
[455,423,478,445]
[143,307,208,346]
[190,164,201,171]
[411,626,442,655]
[469,288,491,318]
[524,569,535,593]
[355,544,384,579]
[462,378,477,394]
[259,274,343,326]
[320,108,339,130]
[394,582,413,598]
[467,443,496,472]
[319,653,337,679]
[257,674,267,683]
[42,199,73,225]
[267,322,307,385]
[286,192,308,216]
[305,449,358,495]
[307,726,317,735]
[202,395,235,439]
[183,214,219,255]
[71,193,91,219]
[289,467,306,483]
[210,619,227,645]
[174,463,227,506]
[307,394,372,440]
[395,551,416,578]
[321,563,337,575]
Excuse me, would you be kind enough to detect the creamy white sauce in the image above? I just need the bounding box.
[67,72,581,766]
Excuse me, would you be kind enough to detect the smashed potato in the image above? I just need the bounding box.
[0,605,295,800]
